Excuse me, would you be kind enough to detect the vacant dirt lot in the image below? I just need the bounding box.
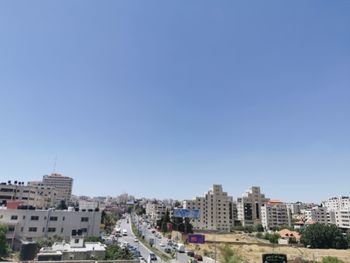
[187,233,350,262]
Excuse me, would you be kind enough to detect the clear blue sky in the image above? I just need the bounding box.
[0,1,349,203]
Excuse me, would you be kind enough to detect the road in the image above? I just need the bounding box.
[118,215,163,262]
[132,215,192,263]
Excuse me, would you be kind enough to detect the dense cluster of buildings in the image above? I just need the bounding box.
[144,184,350,233]
[1,172,349,258]
[0,173,102,251]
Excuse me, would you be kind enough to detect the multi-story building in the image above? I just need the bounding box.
[335,208,350,229]
[0,181,56,209]
[261,200,292,230]
[183,184,233,232]
[145,202,172,225]
[323,196,350,211]
[286,202,308,215]
[237,186,269,226]
[27,181,57,208]
[42,173,73,205]
[0,206,101,242]
[302,206,335,225]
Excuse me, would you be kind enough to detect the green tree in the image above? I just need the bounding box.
[101,211,117,234]
[254,224,264,232]
[322,256,345,263]
[301,223,348,249]
[0,225,10,259]
[220,245,243,263]
[105,245,134,260]
[263,233,280,244]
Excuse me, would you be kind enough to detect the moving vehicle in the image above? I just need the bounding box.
[122,229,128,236]
[177,243,186,253]
[147,253,157,262]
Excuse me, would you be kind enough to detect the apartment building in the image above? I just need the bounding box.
[261,200,292,230]
[335,208,350,229]
[0,181,56,209]
[302,206,336,225]
[145,202,172,225]
[286,202,308,215]
[42,173,73,205]
[237,186,269,226]
[183,184,233,232]
[0,207,101,241]
[323,196,350,211]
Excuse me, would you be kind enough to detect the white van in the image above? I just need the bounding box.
[177,243,185,253]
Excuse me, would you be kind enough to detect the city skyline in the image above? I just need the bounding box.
[1,1,350,203]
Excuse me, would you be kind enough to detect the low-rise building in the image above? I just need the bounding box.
[0,207,101,241]
[37,236,106,261]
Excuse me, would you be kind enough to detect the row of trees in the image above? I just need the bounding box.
[300,223,349,249]
[156,209,193,234]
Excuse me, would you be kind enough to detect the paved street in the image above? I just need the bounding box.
[131,215,192,263]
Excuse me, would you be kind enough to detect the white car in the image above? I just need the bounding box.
[134,238,139,242]
[159,242,165,247]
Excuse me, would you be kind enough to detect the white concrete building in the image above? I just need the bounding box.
[37,236,106,260]
[261,200,292,230]
[0,207,101,241]
[335,208,350,229]
[237,186,269,226]
[42,173,73,205]
[145,202,172,225]
[302,206,335,225]
[183,184,233,232]
[323,196,350,211]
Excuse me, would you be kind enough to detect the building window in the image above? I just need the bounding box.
[30,216,39,221]
[48,228,56,233]
[42,227,45,232]
[50,216,58,221]
[11,215,18,220]
[8,226,15,232]
[28,227,37,232]
[61,228,64,233]
[81,228,87,233]
[81,217,89,222]
[23,216,26,219]
[62,216,65,221]
[74,239,79,243]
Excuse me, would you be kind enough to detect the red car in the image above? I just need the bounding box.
[194,254,203,261]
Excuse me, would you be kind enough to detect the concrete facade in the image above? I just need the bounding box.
[0,207,101,241]
[184,184,233,232]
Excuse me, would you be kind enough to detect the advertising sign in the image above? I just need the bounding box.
[173,208,200,218]
[188,234,205,244]
[262,254,287,263]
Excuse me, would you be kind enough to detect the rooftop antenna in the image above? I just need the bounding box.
[53,155,58,174]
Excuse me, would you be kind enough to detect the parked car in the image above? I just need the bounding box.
[187,251,195,257]
[194,254,203,261]
[164,247,172,254]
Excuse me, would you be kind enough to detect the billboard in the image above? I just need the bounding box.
[173,208,200,218]
[262,254,287,263]
[188,234,205,244]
